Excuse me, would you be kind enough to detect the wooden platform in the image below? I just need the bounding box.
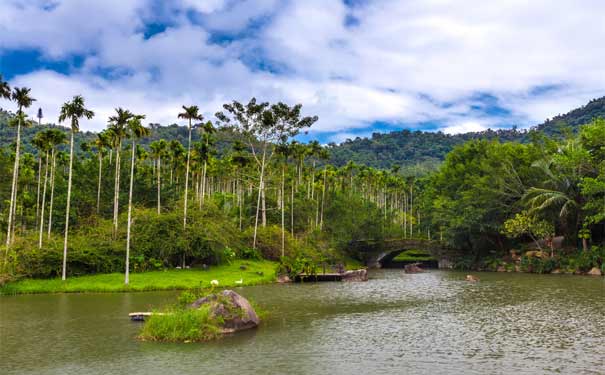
[128,312,166,321]
[292,273,343,282]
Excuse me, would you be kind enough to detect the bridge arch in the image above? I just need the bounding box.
[349,239,452,268]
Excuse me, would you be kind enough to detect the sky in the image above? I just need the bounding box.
[1,0,604,144]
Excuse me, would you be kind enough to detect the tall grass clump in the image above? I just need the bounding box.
[139,304,223,342]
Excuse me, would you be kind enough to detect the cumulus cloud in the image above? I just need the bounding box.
[441,121,487,135]
[1,0,604,138]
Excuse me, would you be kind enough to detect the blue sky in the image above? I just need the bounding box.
[1,0,604,143]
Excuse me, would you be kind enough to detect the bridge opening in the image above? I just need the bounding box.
[378,249,439,269]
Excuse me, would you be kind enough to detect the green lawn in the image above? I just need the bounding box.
[0,260,277,295]
[392,249,436,262]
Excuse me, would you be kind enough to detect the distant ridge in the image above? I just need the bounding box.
[2,96,605,172]
[328,96,605,171]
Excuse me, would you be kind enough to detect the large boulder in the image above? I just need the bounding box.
[190,290,260,333]
[404,263,424,273]
[341,269,368,282]
[587,267,602,276]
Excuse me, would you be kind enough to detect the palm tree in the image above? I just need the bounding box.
[0,74,10,100]
[177,105,203,229]
[58,95,94,280]
[46,129,67,239]
[124,114,149,285]
[32,132,46,227]
[34,131,52,249]
[150,139,168,214]
[198,120,215,206]
[6,87,35,248]
[93,131,110,214]
[108,108,134,237]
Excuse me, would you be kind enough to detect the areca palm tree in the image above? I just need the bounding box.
[58,95,94,280]
[6,87,35,248]
[34,130,52,249]
[124,114,149,285]
[108,108,134,238]
[46,129,67,239]
[150,139,168,214]
[177,105,203,229]
[198,120,215,206]
[93,131,111,214]
[0,74,10,99]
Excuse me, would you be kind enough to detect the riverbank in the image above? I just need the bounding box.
[0,260,277,295]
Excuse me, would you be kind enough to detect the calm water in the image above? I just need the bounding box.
[1,270,604,375]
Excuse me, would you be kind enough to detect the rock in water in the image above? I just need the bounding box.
[276,274,291,283]
[465,274,479,282]
[404,263,424,273]
[341,269,368,282]
[190,290,260,333]
[587,267,602,276]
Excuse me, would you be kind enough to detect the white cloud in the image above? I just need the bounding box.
[1,0,605,139]
[441,121,487,135]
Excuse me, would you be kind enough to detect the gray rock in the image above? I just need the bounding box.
[404,263,424,274]
[341,269,368,282]
[190,290,260,333]
[587,267,602,276]
[276,274,291,283]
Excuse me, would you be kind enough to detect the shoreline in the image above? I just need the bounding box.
[0,260,278,296]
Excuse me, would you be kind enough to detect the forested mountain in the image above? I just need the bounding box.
[2,96,605,171]
[328,96,605,170]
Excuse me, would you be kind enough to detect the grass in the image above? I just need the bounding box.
[0,260,277,295]
[392,249,436,262]
[139,304,224,342]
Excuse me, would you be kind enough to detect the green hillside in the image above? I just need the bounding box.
[2,96,605,171]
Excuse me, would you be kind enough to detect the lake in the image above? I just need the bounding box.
[1,270,604,374]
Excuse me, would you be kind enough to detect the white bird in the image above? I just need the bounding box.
[210,279,219,287]
[235,278,243,285]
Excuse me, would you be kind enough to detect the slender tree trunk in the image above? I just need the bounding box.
[157,156,161,214]
[47,149,56,239]
[125,139,136,285]
[409,185,413,237]
[6,120,21,248]
[35,154,42,227]
[252,149,267,249]
[184,122,192,229]
[201,160,207,205]
[281,166,285,257]
[38,151,49,249]
[319,167,327,231]
[113,142,122,238]
[96,152,102,215]
[62,131,75,281]
[291,180,294,235]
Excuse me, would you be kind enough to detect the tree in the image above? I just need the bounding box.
[198,120,215,206]
[93,131,110,214]
[0,74,10,100]
[502,211,554,254]
[108,108,134,238]
[58,95,94,280]
[33,131,51,249]
[177,105,203,230]
[150,139,168,214]
[124,114,149,284]
[5,87,35,251]
[216,99,317,249]
[45,129,67,240]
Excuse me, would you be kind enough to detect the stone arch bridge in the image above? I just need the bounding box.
[349,239,455,268]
